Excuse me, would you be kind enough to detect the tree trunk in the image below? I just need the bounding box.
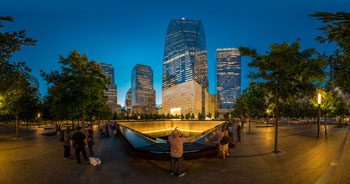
[82,103,85,132]
[274,81,280,153]
[16,115,20,139]
[98,113,101,130]
[72,119,74,128]
[267,115,269,127]
[26,120,29,132]
[325,114,328,135]
[249,117,251,134]
[288,115,290,128]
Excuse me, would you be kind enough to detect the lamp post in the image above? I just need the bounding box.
[266,109,269,127]
[317,93,321,138]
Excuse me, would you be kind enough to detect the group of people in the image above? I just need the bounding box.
[59,127,95,164]
[99,122,118,138]
[167,120,243,177]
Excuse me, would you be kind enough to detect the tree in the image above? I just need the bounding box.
[0,16,37,138]
[310,12,350,96]
[113,112,118,120]
[198,113,202,120]
[239,40,326,153]
[312,86,347,133]
[233,82,268,133]
[215,111,219,119]
[207,112,212,119]
[42,50,109,131]
[185,113,190,120]
[166,113,171,119]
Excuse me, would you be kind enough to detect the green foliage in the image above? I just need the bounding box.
[233,83,268,118]
[310,12,350,96]
[224,112,230,118]
[41,50,109,122]
[239,40,326,121]
[191,113,195,119]
[312,87,348,118]
[185,113,190,120]
[0,16,39,124]
[215,111,219,119]
[207,112,212,119]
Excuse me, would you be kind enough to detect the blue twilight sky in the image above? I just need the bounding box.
[1,0,349,106]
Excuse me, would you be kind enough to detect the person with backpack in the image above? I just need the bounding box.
[62,127,71,159]
[215,126,230,159]
[70,127,88,164]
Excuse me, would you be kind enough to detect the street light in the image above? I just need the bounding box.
[266,109,269,127]
[317,93,321,138]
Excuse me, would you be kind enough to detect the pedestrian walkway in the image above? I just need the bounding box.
[0,123,349,184]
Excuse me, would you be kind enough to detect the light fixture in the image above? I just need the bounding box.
[318,93,321,105]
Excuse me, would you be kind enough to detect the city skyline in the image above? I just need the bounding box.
[2,0,346,107]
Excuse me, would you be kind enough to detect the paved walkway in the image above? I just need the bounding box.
[0,123,349,184]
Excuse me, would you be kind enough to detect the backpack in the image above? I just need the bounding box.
[220,136,229,145]
[59,132,64,142]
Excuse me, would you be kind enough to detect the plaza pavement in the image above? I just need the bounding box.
[0,122,349,184]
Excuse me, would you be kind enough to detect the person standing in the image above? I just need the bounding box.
[216,127,230,159]
[168,128,186,177]
[63,127,71,159]
[228,123,234,143]
[237,123,241,143]
[71,127,88,164]
[105,124,110,137]
[87,130,94,157]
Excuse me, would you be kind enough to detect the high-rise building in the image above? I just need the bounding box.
[131,64,156,114]
[28,74,41,99]
[125,88,132,114]
[217,48,241,110]
[209,94,218,118]
[162,18,209,116]
[100,63,120,113]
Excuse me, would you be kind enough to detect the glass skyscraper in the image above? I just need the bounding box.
[100,63,120,113]
[125,88,132,114]
[162,18,209,116]
[28,74,41,99]
[216,48,241,110]
[131,64,156,114]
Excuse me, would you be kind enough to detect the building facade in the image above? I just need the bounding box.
[131,64,157,114]
[28,74,41,98]
[100,63,120,113]
[217,48,241,110]
[125,88,132,114]
[209,94,217,118]
[162,18,209,116]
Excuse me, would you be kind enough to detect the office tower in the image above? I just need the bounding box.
[209,94,218,118]
[125,88,132,114]
[162,18,209,116]
[216,48,241,110]
[131,64,156,114]
[100,63,120,113]
[28,74,41,98]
